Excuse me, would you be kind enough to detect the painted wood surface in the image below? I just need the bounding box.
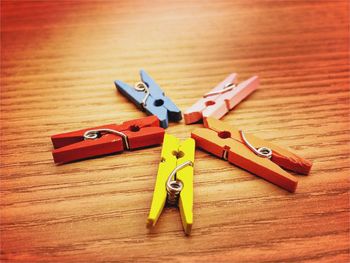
[1,0,349,262]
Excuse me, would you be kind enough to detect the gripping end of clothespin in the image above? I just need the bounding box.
[271,147,313,175]
[122,115,165,149]
[158,116,169,129]
[141,69,182,124]
[184,111,203,125]
[154,109,181,128]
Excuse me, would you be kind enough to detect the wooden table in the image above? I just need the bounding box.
[1,1,349,262]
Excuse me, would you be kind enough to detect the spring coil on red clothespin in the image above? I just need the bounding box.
[84,128,130,150]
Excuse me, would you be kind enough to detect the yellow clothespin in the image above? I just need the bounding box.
[147,133,195,235]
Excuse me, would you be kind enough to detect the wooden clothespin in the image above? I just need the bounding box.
[147,134,195,235]
[51,116,164,164]
[115,70,182,128]
[184,73,258,124]
[191,118,312,192]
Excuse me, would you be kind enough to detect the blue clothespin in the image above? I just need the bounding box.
[115,70,182,128]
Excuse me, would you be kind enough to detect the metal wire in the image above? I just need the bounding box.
[134,81,150,107]
[166,160,193,206]
[222,149,229,160]
[239,130,272,159]
[83,128,130,150]
[203,82,236,98]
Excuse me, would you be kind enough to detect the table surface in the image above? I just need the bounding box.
[1,1,349,262]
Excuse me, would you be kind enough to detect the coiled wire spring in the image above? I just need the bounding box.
[134,82,150,107]
[166,161,193,206]
[83,128,129,150]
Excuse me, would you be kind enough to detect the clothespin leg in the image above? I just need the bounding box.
[177,138,195,235]
[147,134,178,227]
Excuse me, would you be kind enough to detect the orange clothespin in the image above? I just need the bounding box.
[184,73,258,124]
[191,118,312,192]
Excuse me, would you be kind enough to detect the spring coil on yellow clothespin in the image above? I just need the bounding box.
[166,161,193,206]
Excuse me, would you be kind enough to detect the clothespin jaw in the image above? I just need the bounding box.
[51,116,164,164]
[115,70,182,128]
[147,134,195,235]
[191,118,312,192]
[184,73,258,124]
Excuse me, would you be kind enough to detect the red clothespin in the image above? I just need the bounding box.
[191,118,312,192]
[51,116,164,164]
[184,73,258,124]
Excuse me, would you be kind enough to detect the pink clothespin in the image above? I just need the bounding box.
[184,73,259,124]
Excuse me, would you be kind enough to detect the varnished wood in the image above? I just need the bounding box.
[1,0,349,262]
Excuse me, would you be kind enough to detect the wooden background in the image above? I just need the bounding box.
[1,0,349,262]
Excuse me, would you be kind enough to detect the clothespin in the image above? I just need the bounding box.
[115,70,182,128]
[147,134,195,235]
[191,118,312,192]
[184,73,259,124]
[51,116,164,164]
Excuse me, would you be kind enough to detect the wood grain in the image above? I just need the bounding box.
[1,0,349,262]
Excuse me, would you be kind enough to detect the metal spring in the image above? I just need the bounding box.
[134,81,150,107]
[166,160,193,206]
[166,181,183,206]
[239,130,272,159]
[83,128,130,150]
[203,82,236,98]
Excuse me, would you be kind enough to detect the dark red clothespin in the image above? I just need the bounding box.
[51,116,165,164]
